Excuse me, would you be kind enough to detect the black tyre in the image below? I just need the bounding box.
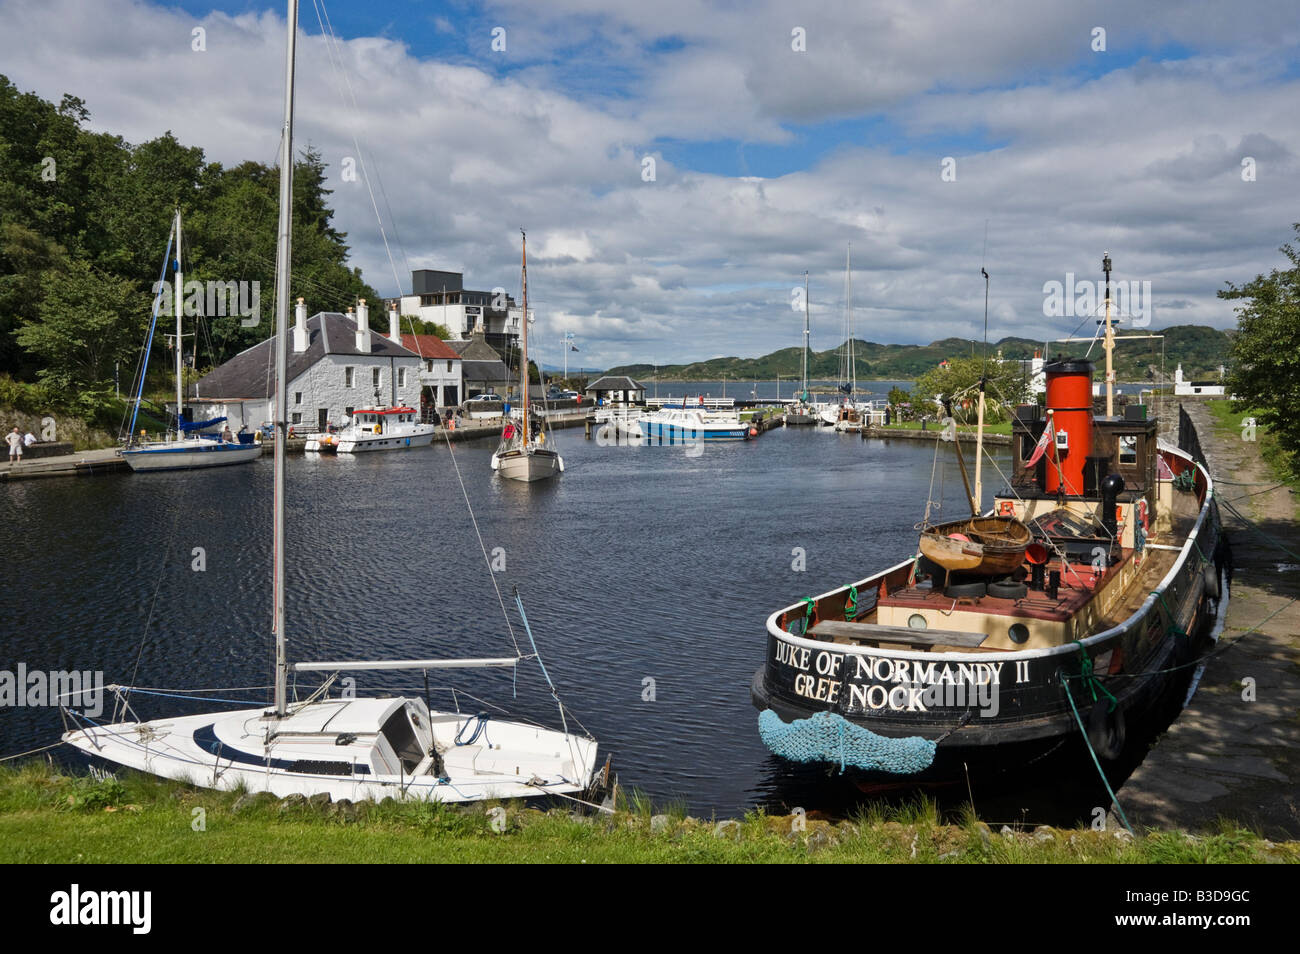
[1087,699,1127,761]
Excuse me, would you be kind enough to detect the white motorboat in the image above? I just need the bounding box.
[635,407,754,443]
[62,0,600,805]
[305,405,433,453]
[491,231,564,482]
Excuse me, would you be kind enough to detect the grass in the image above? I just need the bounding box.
[879,420,1014,435]
[1206,399,1299,499]
[1,762,1293,864]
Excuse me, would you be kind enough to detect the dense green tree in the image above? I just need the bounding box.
[910,355,1030,424]
[16,257,146,394]
[1220,224,1300,468]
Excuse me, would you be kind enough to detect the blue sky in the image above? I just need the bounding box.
[1,0,1297,367]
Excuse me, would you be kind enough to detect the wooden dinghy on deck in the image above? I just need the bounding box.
[918,515,1032,576]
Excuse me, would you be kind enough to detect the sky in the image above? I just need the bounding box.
[1,0,1297,370]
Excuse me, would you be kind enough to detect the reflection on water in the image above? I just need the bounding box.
[4,426,1072,819]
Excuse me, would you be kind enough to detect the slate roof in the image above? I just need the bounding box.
[194,312,418,400]
[585,375,645,393]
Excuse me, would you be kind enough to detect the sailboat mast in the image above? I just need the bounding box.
[272,0,298,719]
[175,210,183,435]
[847,246,855,403]
[520,229,529,448]
[802,271,809,398]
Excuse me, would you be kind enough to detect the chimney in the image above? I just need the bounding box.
[388,301,401,344]
[355,299,371,353]
[293,297,309,353]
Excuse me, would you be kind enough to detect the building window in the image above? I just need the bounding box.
[446,360,453,372]
[398,368,407,388]
[372,368,381,388]
[294,392,302,405]
[345,367,354,388]
[291,412,302,425]
[345,406,354,418]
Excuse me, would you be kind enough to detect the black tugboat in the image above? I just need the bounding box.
[752,258,1225,789]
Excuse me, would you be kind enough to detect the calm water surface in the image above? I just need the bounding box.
[1,425,1015,817]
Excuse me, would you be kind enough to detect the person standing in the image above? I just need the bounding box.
[6,427,22,464]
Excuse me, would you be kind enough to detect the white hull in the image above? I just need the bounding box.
[63,698,598,803]
[493,447,563,481]
[123,439,261,471]
[306,428,434,453]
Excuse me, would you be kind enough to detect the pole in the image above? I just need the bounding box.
[520,229,529,448]
[272,0,298,719]
[1103,252,1114,418]
[174,209,183,437]
[975,267,989,512]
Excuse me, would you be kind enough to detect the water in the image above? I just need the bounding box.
[0,426,1013,817]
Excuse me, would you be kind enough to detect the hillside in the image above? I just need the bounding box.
[606,325,1232,383]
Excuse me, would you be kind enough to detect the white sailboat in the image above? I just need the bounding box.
[122,210,261,472]
[823,246,863,430]
[491,230,564,482]
[786,271,817,425]
[62,0,599,803]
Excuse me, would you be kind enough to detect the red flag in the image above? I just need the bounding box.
[1025,424,1053,467]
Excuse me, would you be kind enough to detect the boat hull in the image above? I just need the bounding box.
[751,447,1224,788]
[494,447,563,481]
[123,440,261,471]
[62,703,598,803]
[639,420,750,442]
[306,428,435,453]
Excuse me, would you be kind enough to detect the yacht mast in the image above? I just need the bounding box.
[840,245,854,404]
[520,229,530,449]
[272,0,298,719]
[174,210,183,435]
[801,271,809,400]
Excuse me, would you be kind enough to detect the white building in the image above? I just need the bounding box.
[400,332,463,409]
[191,299,424,432]
[1173,363,1226,397]
[390,269,527,356]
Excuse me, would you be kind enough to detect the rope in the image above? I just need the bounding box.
[844,586,859,620]
[0,741,64,762]
[453,712,491,746]
[1151,590,1188,639]
[1060,676,1135,836]
[1065,640,1118,712]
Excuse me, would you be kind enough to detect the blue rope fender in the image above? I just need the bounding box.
[758,709,937,775]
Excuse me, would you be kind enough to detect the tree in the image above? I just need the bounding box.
[911,355,1029,425]
[16,258,146,394]
[1220,224,1300,468]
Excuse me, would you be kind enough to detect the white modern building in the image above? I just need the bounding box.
[390,269,528,356]
[191,299,424,432]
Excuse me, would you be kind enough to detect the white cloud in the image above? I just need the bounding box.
[1,0,1297,368]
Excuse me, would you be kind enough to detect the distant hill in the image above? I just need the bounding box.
[605,325,1232,384]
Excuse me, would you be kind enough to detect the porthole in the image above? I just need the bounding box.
[1008,623,1029,644]
[908,614,928,630]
